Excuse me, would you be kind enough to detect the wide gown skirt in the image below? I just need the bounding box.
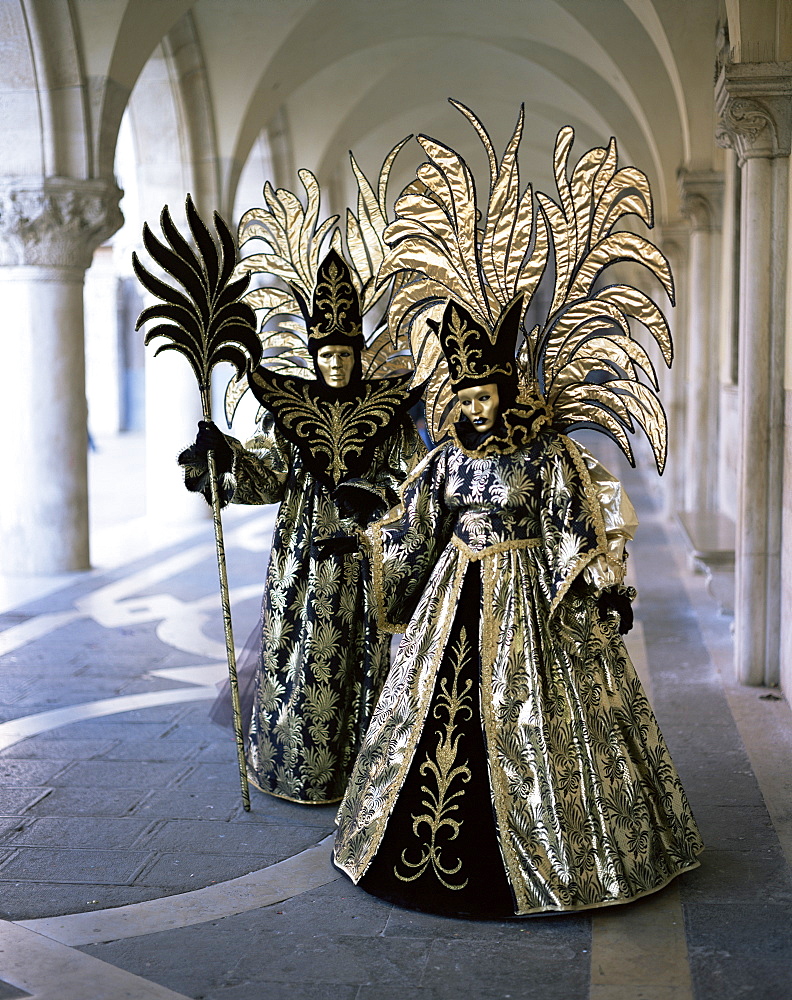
[351,563,703,918]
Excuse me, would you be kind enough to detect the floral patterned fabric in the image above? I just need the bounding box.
[213,411,424,804]
[334,428,703,914]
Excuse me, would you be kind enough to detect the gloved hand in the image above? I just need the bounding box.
[596,586,635,635]
[312,535,359,560]
[333,482,382,523]
[195,420,234,475]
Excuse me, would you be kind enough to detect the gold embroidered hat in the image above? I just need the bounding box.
[299,248,365,355]
[438,295,523,393]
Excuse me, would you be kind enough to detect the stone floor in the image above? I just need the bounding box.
[0,432,790,999]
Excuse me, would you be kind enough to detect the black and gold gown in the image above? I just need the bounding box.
[333,417,703,916]
[184,408,424,804]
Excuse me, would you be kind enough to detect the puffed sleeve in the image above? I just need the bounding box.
[366,444,454,632]
[179,412,290,507]
[227,413,290,505]
[575,445,638,593]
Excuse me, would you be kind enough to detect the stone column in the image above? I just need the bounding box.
[716,62,792,685]
[677,171,724,514]
[0,178,122,574]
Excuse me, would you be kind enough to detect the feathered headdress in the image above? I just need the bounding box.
[224,139,415,425]
[380,100,674,471]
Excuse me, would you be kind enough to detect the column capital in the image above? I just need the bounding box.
[0,177,123,268]
[715,61,792,162]
[677,169,724,231]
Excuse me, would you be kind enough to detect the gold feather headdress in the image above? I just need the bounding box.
[224,139,414,425]
[380,100,674,471]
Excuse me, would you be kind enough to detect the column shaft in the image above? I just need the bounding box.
[0,269,90,571]
[715,61,791,687]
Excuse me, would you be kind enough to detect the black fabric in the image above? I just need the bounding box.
[312,534,359,560]
[208,620,261,733]
[597,585,635,635]
[194,420,234,474]
[246,366,423,488]
[357,564,516,918]
[333,481,388,523]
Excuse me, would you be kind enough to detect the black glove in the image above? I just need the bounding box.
[596,586,635,635]
[333,482,383,523]
[195,420,234,475]
[312,535,359,560]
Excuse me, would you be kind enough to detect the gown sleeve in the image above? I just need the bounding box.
[227,414,291,505]
[575,445,639,593]
[366,445,455,632]
[178,412,290,507]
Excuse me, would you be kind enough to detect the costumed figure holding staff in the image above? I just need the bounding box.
[334,102,703,916]
[180,148,426,805]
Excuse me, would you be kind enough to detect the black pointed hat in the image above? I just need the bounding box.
[438,295,523,392]
[297,248,365,355]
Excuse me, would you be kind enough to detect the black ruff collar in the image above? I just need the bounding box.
[247,366,422,488]
[450,397,554,458]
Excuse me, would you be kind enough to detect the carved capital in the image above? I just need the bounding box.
[715,62,792,162]
[0,178,123,268]
[677,169,724,231]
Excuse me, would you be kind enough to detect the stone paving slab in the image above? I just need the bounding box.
[0,737,117,760]
[97,739,219,762]
[0,979,29,999]
[5,815,154,851]
[0,761,67,785]
[689,803,777,851]
[53,758,191,789]
[134,853,275,889]
[206,984,358,1000]
[131,786,245,823]
[136,820,324,857]
[0,789,51,814]
[0,846,153,885]
[685,902,792,1000]
[26,785,149,818]
[20,719,177,740]
[0,882,170,921]
[171,762,241,790]
[680,846,792,905]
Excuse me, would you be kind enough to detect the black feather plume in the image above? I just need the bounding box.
[133,195,262,391]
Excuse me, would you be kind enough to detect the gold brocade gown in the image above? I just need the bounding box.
[333,423,703,917]
[182,411,424,804]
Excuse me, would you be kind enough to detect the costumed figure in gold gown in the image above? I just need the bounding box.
[181,154,425,804]
[333,103,703,915]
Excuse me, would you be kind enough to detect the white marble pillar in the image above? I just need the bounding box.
[678,170,724,514]
[0,178,122,574]
[716,62,792,686]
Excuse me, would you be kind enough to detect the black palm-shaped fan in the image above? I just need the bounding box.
[134,195,261,810]
[133,194,261,412]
